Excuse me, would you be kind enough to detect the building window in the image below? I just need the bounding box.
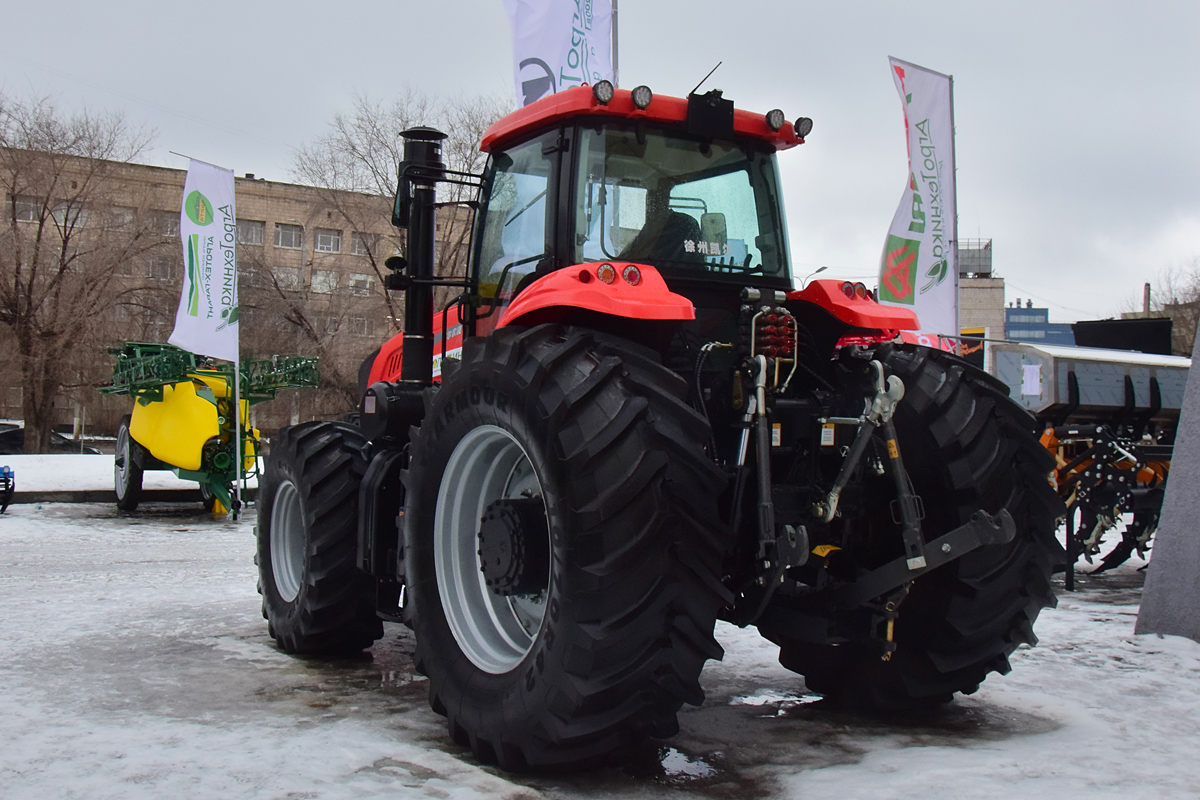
[145,257,174,281]
[148,210,179,237]
[237,219,265,246]
[311,270,338,294]
[52,200,90,229]
[1009,329,1046,339]
[349,316,373,337]
[114,260,134,277]
[351,232,378,256]
[274,223,304,250]
[107,206,136,230]
[348,273,375,296]
[274,266,302,289]
[11,196,39,222]
[315,228,342,253]
[1008,313,1048,324]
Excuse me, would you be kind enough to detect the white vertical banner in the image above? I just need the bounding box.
[502,0,613,107]
[877,57,958,343]
[169,159,239,361]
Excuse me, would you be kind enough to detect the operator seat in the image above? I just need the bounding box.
[619,210,705,265]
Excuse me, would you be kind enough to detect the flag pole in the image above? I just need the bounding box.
[233,353,242,521]
[611,0,619,87]
[949,72,960,354]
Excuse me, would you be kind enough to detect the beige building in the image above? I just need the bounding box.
[1,150,474,439]
[957,240,1006,338]
[960,276,1006,337]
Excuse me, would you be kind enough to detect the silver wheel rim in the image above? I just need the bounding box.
[435,425,549,674]
[114,424,131,496]
[270,480,306,602]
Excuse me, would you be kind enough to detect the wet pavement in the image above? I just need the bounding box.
[0,502,1188,800]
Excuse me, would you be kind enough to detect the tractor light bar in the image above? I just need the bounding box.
[593,80,616,105]
[765,109,786,131]
[596,263,617,284]
[794,116,814,138]
[631,85,653,109]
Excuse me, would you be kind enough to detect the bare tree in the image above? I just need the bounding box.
[1123,258,1200,356]
[290,89,510,334]
[0,94,158,451]
[237,245,365,410]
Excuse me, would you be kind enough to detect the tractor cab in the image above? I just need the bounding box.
[465,84,805,334]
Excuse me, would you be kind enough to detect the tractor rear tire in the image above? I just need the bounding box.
[760,344,1065,709]
[256,421,383,654]
[114,415,143,512]
[403,324,731,770]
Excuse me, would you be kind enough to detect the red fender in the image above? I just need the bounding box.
[497,262,695,329]
[788,280,920,330]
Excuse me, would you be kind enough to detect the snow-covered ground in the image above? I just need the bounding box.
[0,454,260,493]
[1,500,1198,799]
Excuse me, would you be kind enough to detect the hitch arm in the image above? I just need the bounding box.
[831,509,1016,609]
[813,360,905,523]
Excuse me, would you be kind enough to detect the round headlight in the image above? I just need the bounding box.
[596,263,617,284]
[794,117,814,138]
[842,281,855,299]
[622,264,642,286]
[854,282,867,299]
[765,109,786,131]
[631,85,653,109]
[592,80,615,105]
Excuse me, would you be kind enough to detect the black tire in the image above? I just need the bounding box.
[760,344,1066,709]
[256,421,383,654]
[114,415,143,512]
[403,324,731,770]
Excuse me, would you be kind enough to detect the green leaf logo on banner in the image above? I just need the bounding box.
[185,234,201,316]
[880,235,919,305]
[921,258,949,294]
[184,190,214,226]
[216,304,239,331]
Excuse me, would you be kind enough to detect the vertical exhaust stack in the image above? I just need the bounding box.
[399,127,447,386]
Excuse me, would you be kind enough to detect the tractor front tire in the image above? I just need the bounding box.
[760,344,1065,709]
[256,421,382,654]
[114,415,144,512]
[403,324,731,770]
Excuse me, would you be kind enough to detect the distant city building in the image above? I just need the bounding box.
[1120,282,1197,356]
[1005,300,1075,346]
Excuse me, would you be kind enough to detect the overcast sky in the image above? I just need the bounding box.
[3,0,1197,322]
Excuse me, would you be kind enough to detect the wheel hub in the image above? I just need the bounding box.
[477,498,549,596]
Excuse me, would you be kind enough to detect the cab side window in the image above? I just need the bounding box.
[473,131,556,304]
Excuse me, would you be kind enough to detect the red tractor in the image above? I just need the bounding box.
[255,83,1064,770]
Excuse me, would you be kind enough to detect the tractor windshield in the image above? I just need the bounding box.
[573,122,791,285]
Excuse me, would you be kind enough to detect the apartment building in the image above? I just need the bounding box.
[1,150,470,438]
